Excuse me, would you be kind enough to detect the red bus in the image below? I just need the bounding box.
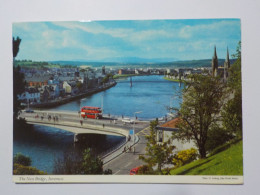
[81,106,102,119]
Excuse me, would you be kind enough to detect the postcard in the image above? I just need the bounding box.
[12,19,243,184]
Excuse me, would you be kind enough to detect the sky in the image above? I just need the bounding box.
[12,19,241,62]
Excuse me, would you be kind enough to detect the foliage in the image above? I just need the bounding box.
[13,164,47,175]
[76,81,84,91]
[170,141,243,175]
[13,66,26,119]
[13,153,46,175]
[13,153,32,166]
[102,73,113,84]
[172,148,198,167]
[53,150,83,174]
[222,41,242,138]
[209,138,241,156]
[137,165,154,175]
[13,37,26,120]
[205,126,234,153]
[139,120,176,174]
[173,74,227,158]
[53,148,104,175]
[81,148,103,174]
[13,37,21,58]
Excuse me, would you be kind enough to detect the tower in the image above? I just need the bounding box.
[224,47,230,81]
[224,47,230,69]
[212,46,218,77]
[102,66,105,75]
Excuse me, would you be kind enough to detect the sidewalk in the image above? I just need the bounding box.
[102,135,139,164]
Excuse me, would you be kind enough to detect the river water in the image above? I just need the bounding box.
[13,75,183,173]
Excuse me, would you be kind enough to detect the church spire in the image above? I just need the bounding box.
[212,45,218,77]
[214,45,217,58]
[225,47,230,68]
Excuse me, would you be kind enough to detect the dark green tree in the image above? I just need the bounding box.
[173,74,227,158]
[53,148,104,175]
[13,36,21,60]
[13,153,31,166]
[222,41,242,138]
[13,36,26,120]
[81,148,103,174]
[13,153,47,175]
[139,120,176,174]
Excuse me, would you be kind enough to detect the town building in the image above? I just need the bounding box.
[156,118,196,152]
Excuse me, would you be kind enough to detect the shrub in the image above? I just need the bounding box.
[13,163,46,175]
[13,153,32,166]
[137,165,154,175]
[173,148,198,167]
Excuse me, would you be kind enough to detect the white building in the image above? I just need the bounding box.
[18,87,40,104]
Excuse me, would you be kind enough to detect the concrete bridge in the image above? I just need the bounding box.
[19,110,133,142]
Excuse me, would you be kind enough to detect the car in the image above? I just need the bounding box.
[130,166,141,175]
[25,109,34,113]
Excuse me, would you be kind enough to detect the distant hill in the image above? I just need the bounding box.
[49,59,237,68]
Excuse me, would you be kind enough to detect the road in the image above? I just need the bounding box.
[19,110,152,174]
[103,126,151,175]
[19,110,149,134]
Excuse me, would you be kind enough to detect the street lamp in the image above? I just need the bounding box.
[133,111,142,143]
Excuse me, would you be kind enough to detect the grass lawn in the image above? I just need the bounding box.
[170,141,243,175]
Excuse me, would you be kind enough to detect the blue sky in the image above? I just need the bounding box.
[13,19,241,62]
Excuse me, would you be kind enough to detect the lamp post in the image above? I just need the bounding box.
[133,111,142,143]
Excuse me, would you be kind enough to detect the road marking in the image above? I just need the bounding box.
[114,170,121,175]
[124,162,132,168]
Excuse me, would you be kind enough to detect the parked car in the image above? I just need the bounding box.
[130,166,141,175]
[25,109,34,113]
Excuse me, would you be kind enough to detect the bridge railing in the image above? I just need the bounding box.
[98,138,127,160]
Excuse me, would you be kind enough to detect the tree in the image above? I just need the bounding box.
[13,153,32,166]
[173,74,227,158]
[13,153,47,175]
[139,120,176,174]
[13,36,21,60]
[222,41,242,138]
[13,164,47,175]
[81,148,103,174]
[13,37,26,120]
[53,148,104,175]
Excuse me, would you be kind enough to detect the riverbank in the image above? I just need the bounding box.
[113,74,164,79]
[163,77,184,83]
[29,81,117,109]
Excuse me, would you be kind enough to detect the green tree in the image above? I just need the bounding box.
[173,74,227,158]
[81,148,103,174]
[13,153,47,175]
[53,148,103,175]
[13,66,26,119]
[139,120,176,174]
[13,164,47,175]
[222,41,242,138]
[13,36,26,120]
[13,36,21,60]
[13,153,31,166]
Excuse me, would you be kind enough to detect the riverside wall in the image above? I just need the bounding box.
[30,82,117,109]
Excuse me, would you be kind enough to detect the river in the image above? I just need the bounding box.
[13,75,183,174]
